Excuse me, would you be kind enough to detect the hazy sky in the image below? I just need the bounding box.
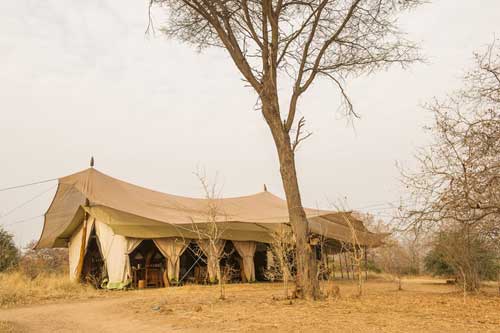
[1,0,499,246]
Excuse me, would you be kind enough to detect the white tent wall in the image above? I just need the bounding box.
[94,220,142,288]
[68,218,94,282]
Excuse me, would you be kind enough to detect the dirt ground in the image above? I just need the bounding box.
[1,278,499,333]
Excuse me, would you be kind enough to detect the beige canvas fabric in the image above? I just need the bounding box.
[153,238,189,281]
[37,168,387,249]
[233,241,257,282]
[197,239,226,283]
[95,220,142,285]
[124,238,143,283]
[68,218,94,281]
[68,227,81,281]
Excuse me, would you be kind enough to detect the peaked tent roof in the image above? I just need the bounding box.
[37,168,387,248]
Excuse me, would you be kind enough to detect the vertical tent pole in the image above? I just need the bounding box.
[323,244,329,281]
[350,252,356,280]
[354,252,357,280]
[331,250,335,280]
[339,252,344,279]
[75,199,89,281]
[364,246,368,281]
[343,252,350,280]
[74,157,93,281]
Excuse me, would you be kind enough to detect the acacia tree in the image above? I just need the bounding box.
[399,42,500,290]
[150,0,422,299]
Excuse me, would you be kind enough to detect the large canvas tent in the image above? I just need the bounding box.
[37,168,386,288]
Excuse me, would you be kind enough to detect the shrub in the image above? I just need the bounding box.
[0,227,19,272]
[424,230,499,289]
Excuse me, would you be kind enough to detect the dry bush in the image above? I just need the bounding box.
[0,270,98,308]
[264,225,296,299]
[376,239,412,290]
[18,240,69,279]
[0,320,20,333]
[424,228,499,294]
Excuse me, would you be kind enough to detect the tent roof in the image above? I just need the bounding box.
[37,168,387,248]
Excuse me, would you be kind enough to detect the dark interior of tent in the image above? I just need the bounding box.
[81,235,271,289]
[254,242,268,281]
[129,240,166,288]
[179,240,269,285]
[79,234,370,289]
[179,240,208,283]
[81,228,105,287]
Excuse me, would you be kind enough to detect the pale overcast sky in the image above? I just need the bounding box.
[1,0,499,246]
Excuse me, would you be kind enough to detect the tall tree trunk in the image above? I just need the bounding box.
[278,141,319,299]
[261,102,319,300]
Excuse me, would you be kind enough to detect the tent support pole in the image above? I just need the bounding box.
[75,203,89,281]
[364,246,368,281]
[339,252,344,279]
[330,250,335,280]
[179,255,203,284]
[343,252,350,280]
[350,252,355,280]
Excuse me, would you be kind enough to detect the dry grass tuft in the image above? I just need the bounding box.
[0,320,21,333]
[0,271,99,308]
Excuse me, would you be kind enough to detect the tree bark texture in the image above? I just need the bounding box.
[262,100,319,300]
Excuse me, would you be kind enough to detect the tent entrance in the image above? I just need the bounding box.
[254,242,268,281]
[179,241,208,284]
[81,228,105,288]
[220,241,243,283]
[129,240,165,288]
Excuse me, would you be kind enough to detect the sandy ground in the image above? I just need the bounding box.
[1,279,499,333]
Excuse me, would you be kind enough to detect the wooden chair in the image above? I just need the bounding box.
[147,267,163,288]
[144,251,164,288]
[194,266,208,284]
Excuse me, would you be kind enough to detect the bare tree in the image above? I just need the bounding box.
[340,215,365,296]
[265,224,296,299]
[191,170,229,299]
[399,41,500,291]
[149,0,422,299]
[377,237,411,290]
[357,215,415,290]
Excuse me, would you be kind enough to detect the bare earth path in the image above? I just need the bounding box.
[0,294,175,333]
[1,280,499,332]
